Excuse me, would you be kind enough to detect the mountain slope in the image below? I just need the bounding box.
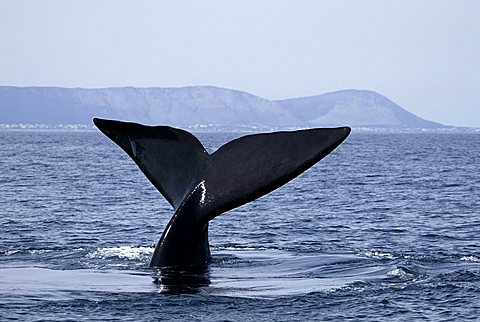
[276,89,443,128]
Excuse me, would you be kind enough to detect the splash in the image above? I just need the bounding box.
[87,246,153,260]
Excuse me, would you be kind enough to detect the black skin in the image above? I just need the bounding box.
[93,118,350,269]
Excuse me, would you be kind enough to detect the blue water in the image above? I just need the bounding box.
[1,130,479,321]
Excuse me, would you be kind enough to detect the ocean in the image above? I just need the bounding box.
[1,130,479,321]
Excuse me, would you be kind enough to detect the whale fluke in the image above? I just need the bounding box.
[93,118,350,268]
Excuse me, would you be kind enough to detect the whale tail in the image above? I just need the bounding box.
[93,118,209,210]
[93,118,350,267]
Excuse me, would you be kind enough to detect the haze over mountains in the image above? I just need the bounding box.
[0,86,443,129]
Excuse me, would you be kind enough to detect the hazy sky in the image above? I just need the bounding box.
[1,0,479,127]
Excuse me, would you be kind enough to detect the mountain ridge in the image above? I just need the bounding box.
[0,86,444,128]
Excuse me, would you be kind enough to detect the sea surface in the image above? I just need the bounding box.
[1,130,479,321]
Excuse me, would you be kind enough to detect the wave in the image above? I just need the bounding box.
[358,250,480,264]
[358,250,396,260]
[387,267,414,279]
[0,247,84,256]
[460,255,480,262]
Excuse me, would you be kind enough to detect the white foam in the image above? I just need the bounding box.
[2,248,85,256]
[87,246,153,260]
[359,251,395,260]
[1,250,18,256]
[387,267,412,278]
[27,249,55,254]
[460,255,480,262]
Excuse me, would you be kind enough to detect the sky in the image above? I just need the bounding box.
[1,0,479,127]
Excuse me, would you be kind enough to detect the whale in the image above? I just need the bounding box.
[93,118,350,268]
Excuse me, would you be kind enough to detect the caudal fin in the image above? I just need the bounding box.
[199,127,351,220]
[94,118,350,221]
[93,118,208,209]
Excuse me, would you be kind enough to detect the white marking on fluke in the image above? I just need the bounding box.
[199,180,207,205]
[129,136,137,158]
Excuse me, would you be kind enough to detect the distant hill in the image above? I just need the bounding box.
[0,86,443,128]
[276,89,442,128]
